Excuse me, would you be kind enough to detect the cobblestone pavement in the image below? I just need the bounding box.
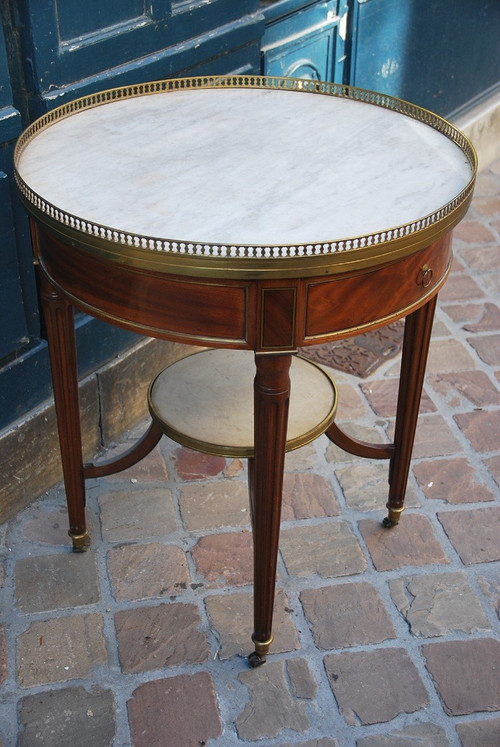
[1,161,499,747]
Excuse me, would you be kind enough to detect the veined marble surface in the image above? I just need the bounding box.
[17,88,473,248]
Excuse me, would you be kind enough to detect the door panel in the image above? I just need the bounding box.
[11,1,262,118]
[348,0,500,117]
[261,0,348,83]
[0,172,27,359]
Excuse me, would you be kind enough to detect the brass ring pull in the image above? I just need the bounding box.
[418,264,433,288]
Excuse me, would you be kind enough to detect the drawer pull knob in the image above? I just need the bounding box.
[418,264,433,288]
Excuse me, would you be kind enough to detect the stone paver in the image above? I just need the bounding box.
[173,446,226,479]
[333,372,367,419]
[107,542,190,601]
[15,552,100,612]
[179,480,250,530]
[0,626,6,685]
[389,571,490,636]
[128,672,222,747]
[465,303,500,332]
[301,582,396,648]
[281,473,340,520]
[285,441,318,471]
[455,716,500,746]
[114,602,210,673]
[422,638,500,715]
[224,457,245,477]
[413,457,495,503]
[108,445,168,482]
[468,332,500,365]
[336,461,419,512]
[21,506,80,546]
[280,740,337,747]
[18,686,116,747]
[388,415,462,459]
[205,588,299,658]
[487,452,500,486]
[17,614,107,687]
[472,194,500,216]
[427,369,500,407]
[236,660,310,740]
[425,337,478,372]
[280,521,367,578]
[358,514,449,571]
[443,300,497,327]
[192,530,253,587]
[478,569,500,618]
[453,218,496,243]
[437,506,500,563]
[479,271,500,295]
[356,722,451,746]
[98,487,177,541]
[361,378,435,417]
[324,648,429,725]
[461,243,500,271]
[438,273,484,302]
[454,409,500,452]
[287,658,317,699]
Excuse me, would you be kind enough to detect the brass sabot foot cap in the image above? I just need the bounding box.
[68,530,90,552]
[383,504,404,528]
[248,633,274,667]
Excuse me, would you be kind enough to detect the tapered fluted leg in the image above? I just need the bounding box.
[248,353,291,667]
[39,267,88,550]
[248,457,255,528]
[385,296,437,527]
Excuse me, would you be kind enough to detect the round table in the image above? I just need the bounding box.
[15,75,476,664]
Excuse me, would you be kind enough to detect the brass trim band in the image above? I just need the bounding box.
[251,634,274,655]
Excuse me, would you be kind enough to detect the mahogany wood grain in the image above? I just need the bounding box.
[259,287,297,350]
[37,228,254,348]
[252,353,291,649]
[37,227,452,353]
[38,265,87,549]
[303,236,451,342]
[386,296,437,524]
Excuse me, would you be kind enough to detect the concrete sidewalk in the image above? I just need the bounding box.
[0,161,499,747]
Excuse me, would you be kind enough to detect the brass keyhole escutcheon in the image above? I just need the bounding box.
[418,264,433,288]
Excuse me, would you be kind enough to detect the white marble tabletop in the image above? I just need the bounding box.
[17,86,473,249]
